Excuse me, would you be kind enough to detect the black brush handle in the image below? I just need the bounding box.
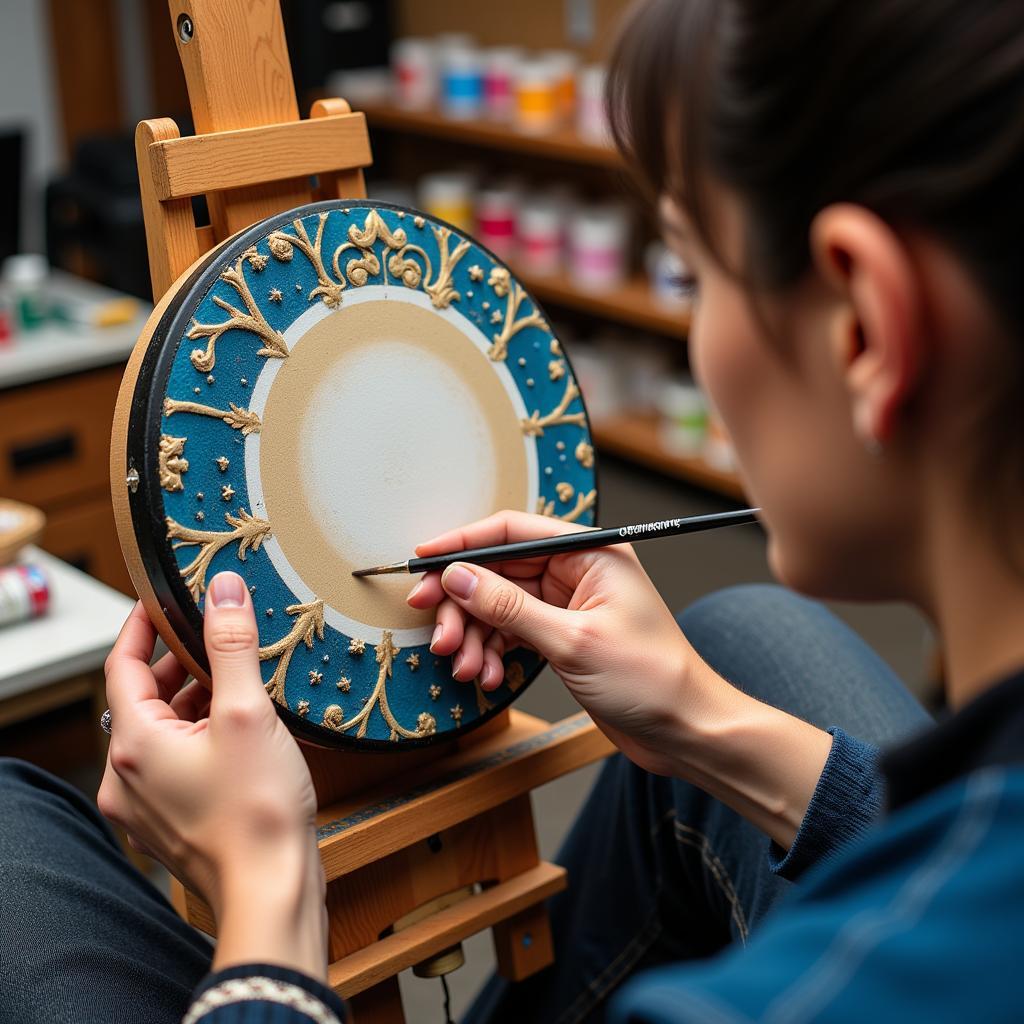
[407,508,760,575]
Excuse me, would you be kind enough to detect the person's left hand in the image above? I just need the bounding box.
[98,573,325,976]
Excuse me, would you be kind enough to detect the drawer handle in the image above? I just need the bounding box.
[10,432,78,472]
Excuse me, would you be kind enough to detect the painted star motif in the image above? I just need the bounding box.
[194,511,205,522]
[309,670,323,685]
[450,704,464,725]
[337,676,351,693]
[269,288,283,303]
[349,638,366,655]
[216,456,229,472]
[429,684,442,701]
[414,215,425,229]
[549,360,566,381]
[296,699,310,717]
[469,265,484,282]
[417,712,437,736]
[490,309,503,324]
[221,484,235,502]
[206,374,215,385]
[406,653,420,671]
[194,387,201,395]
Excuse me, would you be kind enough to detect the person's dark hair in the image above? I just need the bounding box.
[607,0,1024,508]
[608,0,1024,326]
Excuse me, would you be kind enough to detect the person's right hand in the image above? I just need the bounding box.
[408,511,728,777]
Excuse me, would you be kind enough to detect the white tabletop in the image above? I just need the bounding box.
[0,547,135,701]
[0,271,151,390]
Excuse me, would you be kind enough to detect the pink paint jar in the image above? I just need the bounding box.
[483,47,521,121]
[568,204,630,290]
[391,38,436,111]
[517,197,564,275]
[476,185,519,261]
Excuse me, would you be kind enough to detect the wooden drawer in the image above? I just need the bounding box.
[0,365,123,509]
[40,493,135,596]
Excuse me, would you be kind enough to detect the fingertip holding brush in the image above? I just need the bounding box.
[352,508,760,578]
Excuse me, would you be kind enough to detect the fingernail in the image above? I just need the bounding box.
[442,564,477,601]
[452,653,463,678]
[208,572,246,608]
[430,623,443,653]
[406,579,424,603]
[481,663,495,688]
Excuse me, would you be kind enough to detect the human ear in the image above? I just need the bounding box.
[810,204,924,447]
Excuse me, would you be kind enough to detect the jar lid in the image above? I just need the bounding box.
[2,254,48,287]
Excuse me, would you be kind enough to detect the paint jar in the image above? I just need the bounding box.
[514,57,559,134]
[366,180,415,209]
[391,37,436,111]
[568,204,629,290]
[440,44,484,119]
[565,342,621,420]
[517,196,565,275]
[645,241,694,305]
[483,47,521,121]
[659,379,708,456]
[476,184,519,261]
[2,254,49,331]
[577,64,610,143]
[418,172,476,234]
[0,564,50,629]
[540,50,579,119]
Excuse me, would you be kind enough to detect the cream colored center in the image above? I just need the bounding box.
[257,298,530,637]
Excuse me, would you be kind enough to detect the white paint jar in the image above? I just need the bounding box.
[659,379,708,456]
[391,37,436,111]
[517,197,565,275]
[568,204,629,290]
[577,64,609,143]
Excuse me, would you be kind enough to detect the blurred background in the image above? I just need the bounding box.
[0,0,934,1017]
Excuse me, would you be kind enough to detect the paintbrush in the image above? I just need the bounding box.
[352,507,760,577]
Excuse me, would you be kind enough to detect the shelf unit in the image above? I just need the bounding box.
[358,100,622,170]
[360,100,742,499]
[591,414,746,501]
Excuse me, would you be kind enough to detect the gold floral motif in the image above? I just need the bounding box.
[556,481,575,503]
[417,712,437,735]
[163,398,262,436]
[268,212,345,308]
[259,599,326,705]
[489,283,549,362]
[319,631,430,740]
[166,509,271,601]
[520,380,587,437]
[429,683,442,700]
[468,264,484,282]
[296,699,310,717]
[575,441,595,469]
[548,359,566,381]
[348,638,366,655]
[422,226,471,308]
[450,703,464,725]
[309,670,323,685]
[406,652,420,671]
[537,489,597,523]
[550,338,562,356]
[488,266,510,297]
[505,661,526,692]
[220,484,235,502]
[158,435,189,491]
[336,675,351,692]
[187,255,289,372]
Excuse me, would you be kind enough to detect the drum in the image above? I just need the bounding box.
[112,200,598,749]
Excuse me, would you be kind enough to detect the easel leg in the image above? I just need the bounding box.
[347,975,405,1024]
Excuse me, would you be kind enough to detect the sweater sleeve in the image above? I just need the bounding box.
[182,963,347,1024]
[768,727,884,881]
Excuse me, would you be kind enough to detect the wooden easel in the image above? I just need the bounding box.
[138,3,613,1020]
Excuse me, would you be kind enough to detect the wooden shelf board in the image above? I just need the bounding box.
[515,267,691,338]
[591,413,746,501]
[359,100,622,169]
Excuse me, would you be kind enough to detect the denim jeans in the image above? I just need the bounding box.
[0,585,929,1024]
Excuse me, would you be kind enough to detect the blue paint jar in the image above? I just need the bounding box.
[441,46,484,120]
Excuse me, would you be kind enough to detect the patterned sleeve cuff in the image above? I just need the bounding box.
[768,727,884,881]
[184,963,346,1023]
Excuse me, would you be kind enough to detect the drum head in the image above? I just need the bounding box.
[116,200,598,749]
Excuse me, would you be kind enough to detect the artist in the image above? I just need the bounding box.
[3,0,1023,1020]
